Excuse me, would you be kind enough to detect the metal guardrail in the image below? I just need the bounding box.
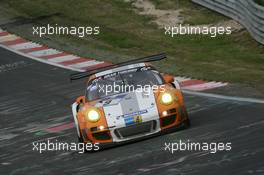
[192,0,264,45]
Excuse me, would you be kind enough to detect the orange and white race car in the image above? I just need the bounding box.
[71,53,190,147]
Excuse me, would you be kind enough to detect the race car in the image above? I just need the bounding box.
[71,53,190,147]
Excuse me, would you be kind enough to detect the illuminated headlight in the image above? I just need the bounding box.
[86,109,101,122]
[161,92,173,105]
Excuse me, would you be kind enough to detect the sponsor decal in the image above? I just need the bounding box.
[123,110,147,126]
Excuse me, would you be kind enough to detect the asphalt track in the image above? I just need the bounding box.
[0,47,264,175]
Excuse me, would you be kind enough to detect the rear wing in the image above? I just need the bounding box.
[70,53,166,81]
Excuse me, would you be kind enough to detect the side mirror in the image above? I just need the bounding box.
[76,96,85,104]
[163,74,174,84]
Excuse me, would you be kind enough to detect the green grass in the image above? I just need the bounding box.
[152,0,228,24]
[254,0,264,6]
[1,0,264,91]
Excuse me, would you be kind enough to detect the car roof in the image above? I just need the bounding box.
[94,62,146,77]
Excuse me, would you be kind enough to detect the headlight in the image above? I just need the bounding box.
[86,109,101,122]
[161,92,173,105]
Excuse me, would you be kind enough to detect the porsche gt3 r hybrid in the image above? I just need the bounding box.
[71,53,190,147]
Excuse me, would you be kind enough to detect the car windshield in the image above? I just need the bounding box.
[86,67,164,101]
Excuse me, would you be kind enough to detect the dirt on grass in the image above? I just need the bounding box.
[129,0,183,27]
[128,0,243,32]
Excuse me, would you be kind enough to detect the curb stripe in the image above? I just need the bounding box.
[174,76,191,82]
[19,45,49,53]
[38,52,68,59]
[71,60,104,69]
[180,79,206,87]
[48,55,79,63]
[28,49,61,57]
[183,82,228,91]
[60,57,88,66]
[0,44,84,72]
[0,32,9,37]
[10,42,41,50]
[1,38,27,46]
[83,62,113,70]
[0,34,19,42]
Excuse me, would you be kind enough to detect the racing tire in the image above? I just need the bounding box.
[183,118,191,128]
[182,106,190,128]
[77,127,84,143]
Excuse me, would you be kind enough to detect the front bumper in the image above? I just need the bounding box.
[96,119,189,150]
[82,107,188,144]
[82,109,188,146]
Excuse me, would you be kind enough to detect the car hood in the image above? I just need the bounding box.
[95,89,159,128]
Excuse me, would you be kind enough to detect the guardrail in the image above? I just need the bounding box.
[192,0,264,45]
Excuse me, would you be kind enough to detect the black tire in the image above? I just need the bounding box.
[182,106,190,128]
[78,135,84,143]
[77,127,84,143]
[183,118,191,128]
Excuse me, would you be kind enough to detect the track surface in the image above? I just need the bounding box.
[0,47,264,175]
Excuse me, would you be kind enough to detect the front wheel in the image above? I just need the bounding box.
[183,118,191,128]
[77,127,84,143]
[182,106,190,128]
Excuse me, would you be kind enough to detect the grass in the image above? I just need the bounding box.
[0,0,264,91]
[254,0,264,6]
[152,0,228,24]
